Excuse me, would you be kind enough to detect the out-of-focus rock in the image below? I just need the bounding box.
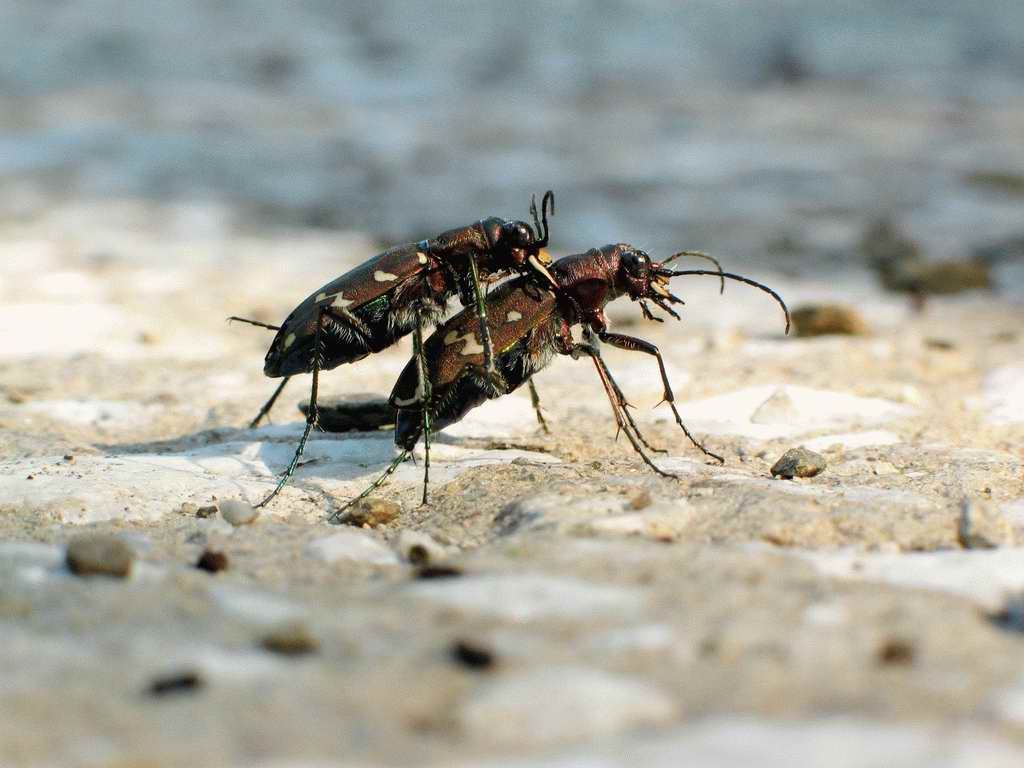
[791,304,867,337]
[861,219,991,296]
[66,534,134,578]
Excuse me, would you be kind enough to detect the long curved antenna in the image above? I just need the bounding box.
[666,269,791,334]
[658,251,724,293]
[228,316,281,331]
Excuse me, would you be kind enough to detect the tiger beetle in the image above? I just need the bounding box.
[231,192,557,507]
[333,244,790,518]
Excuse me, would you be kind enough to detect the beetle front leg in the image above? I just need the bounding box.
[412,301,433,505]
[597,331,724,464]
[466,254,509,397]
[257,309,326,508]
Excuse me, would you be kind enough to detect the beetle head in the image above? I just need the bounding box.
[263,308,320,378]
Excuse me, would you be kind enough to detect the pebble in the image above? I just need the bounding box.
[147,670,204,697]
[196,504,218,519]
[66,534,134,578]
[872,461,899,476]
[341,497,401,527]
[195,549,229,573]
[457,666,678,747]
[305,530,399,566]
[959,500,1015,549]
[771,448,827,479]
[450,639,496,670]
[220,499,258,526]
[396,530,447,565]
[791,304,867,336]
[260,622,320,656]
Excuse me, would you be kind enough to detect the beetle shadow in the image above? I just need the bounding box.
[94,421,465,494]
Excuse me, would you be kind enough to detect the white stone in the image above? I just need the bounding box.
[802,430,902,451]
[220,498,259,526]
[0,433,555,523]
[799,548,1024,609]
[408,574,642,622]
[465,716,1024,767]
[665,385,913,440]
[457,666,678,748]
[305,530,399,566]
[976,365,1024,425]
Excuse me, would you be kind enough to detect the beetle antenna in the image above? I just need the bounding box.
[659,251,724,294]
[666,270,791,334]
[227,316,281,331]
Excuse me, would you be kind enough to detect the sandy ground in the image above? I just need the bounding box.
[1,206,1023,766]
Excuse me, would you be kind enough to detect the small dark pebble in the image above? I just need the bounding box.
[261,622,320,656]
[147,670,204,697]
[195,549,229,573]
[196,505,218,519]
[770,448,827,479]
[415,564,463,580]
[301,394,396,433]
[66,534,134,578]
[877,638,915,666]
[451,639,496,671]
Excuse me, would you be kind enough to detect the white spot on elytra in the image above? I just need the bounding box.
[283,333,296,349]
[417,252,429,265]
[506,311,523,322]
[444,330,484,356]
[315,292,327,302]
[374,270,398,282]
[332,294,353,308]
[392,394,419,407]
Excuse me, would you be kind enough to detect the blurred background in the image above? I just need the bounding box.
[2,0,1023,280]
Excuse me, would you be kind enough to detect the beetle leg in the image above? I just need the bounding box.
[325,305,373,340]
[466,254,509,396]
[565,341,677,479]
[256,309,325,507]
[597,331,724,464]
[582,330,667,455]
[249,376,291,429]
[412,301,433,505]
[527,378,550,434]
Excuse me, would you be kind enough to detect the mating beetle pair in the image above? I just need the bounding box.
[234,194,790,512]
[232,192,557,506]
